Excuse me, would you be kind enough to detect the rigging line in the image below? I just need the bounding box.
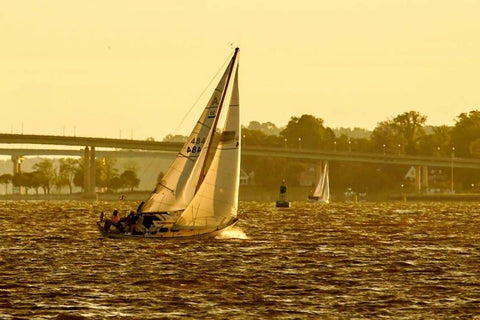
[156,181,175,193]
[171,52,234,135]
[136,61,227,191]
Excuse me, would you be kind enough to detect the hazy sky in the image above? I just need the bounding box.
[1,0,479,141]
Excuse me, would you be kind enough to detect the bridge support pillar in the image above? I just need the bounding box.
[82,146,97,198]
[11,155,24,194]
[422,166,429,193]
[11,155,23,175]
[89,146,96,196]
[83,147,90,194]
[415,166,422,193]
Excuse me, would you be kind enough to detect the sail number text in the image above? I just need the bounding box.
[186,137,206,154]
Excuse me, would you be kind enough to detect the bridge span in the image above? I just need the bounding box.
[0,146,479,170]
[1,133,480,195]
[0,133,181,151]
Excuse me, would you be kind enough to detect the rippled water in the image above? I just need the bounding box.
[1,201,480,319]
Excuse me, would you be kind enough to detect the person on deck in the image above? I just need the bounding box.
[124,211,139,234]
[110,210,120,224]
[104,210,120,232]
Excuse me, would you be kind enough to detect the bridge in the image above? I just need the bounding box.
[1,133,479,195]
[0,133,181,151]
[0,145,478,168]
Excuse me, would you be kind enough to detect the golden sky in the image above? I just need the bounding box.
[1,0,479,140]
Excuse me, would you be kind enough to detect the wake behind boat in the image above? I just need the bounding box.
[97,48,241,239]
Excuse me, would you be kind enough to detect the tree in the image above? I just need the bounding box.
[452,110,480,157]
[71,156,87,191]
[58,158,79,194]
[22,172,34,194]
[0,173,13,194]
[28,171,43,195]
[470,138,480,157]
[241,128,284,147]
[280,114,334,149]
[453,112,480,188]
[107,177,124,192]
[120,170,140,191]
[392,111,427,154]
[333,127,372,139]
[33,159,55,194]
[96,157,119,190]
[12,172,30,194]
[73,169,84,190]
[54,171,70,194]
[163,134,188,142]
[58,158,81,194]
[417,125,453,156]
[247,121,281,136]
[371,111,427,155]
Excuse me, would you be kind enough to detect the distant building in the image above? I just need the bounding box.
[240,169,249,185]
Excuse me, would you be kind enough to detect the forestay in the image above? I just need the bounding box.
[141,58,235,213]
[173,64,240,229]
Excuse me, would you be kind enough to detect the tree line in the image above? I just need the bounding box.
[240,110,480,193]
[0,157,140,195]
[3,110,479,195]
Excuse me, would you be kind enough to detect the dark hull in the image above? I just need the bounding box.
[96,220,238,240]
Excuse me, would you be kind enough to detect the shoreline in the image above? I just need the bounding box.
[1,186,480,202]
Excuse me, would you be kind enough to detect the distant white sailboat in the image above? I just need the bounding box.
[308,161,330,203]
[97,48,242,238]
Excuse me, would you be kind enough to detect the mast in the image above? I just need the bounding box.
[195,47,239,192]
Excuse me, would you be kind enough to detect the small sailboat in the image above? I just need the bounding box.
[97,48,241,238]
[308,161,330,203]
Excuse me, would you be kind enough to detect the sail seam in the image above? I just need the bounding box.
[197,121,212,129]
[178,153,198,161]
[157,182,175,193]
[217,147,238,150]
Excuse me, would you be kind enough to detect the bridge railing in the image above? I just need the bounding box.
[243,146,480,168]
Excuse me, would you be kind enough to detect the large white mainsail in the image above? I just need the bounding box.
[141,57,236,213]
[312,161,330,203]
[173,62,240,229]
[97,49,242,239]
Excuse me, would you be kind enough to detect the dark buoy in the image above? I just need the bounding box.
[276,180,290,208]
[275,200,290,208]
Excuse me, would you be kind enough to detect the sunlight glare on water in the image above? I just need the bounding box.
[1,200,480,319]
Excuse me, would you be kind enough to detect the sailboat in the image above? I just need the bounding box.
[97,48,241,238]
[308,161,330,203]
